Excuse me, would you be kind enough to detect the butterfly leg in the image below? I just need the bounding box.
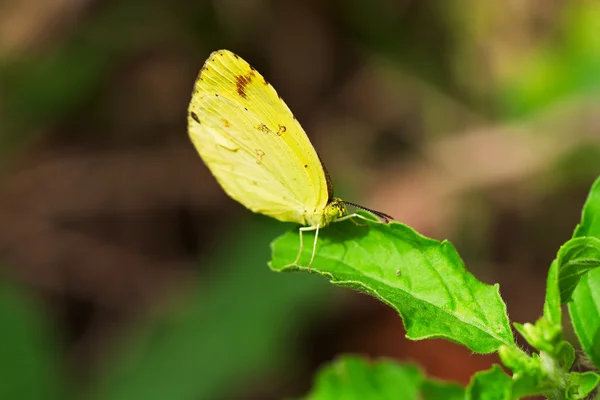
[335,213,370,226]
[293,225,318,268]
[350,216,369,227]
[307,224,320,270]
[333,213,391,226]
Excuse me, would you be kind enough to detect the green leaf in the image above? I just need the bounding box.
[544,259,562,327]
[0,278,67,400]
[540,215,600,369]
[497,347,557,398]
[420,379,465,400]
[511,370,548,399]
[306,355,423,400]
[498,345,536,373]
[566,371,600,400]
[466,365,512,400]
[500,339,592,398]
[568,176,600,369]
[545,177,600,322]
[568,268,600,369]
[557,237,600,303]
[573,176,600,239]
[514,320,561,354]
[270,218,513,354]
[512,318,573,367]
[555,341,576,371]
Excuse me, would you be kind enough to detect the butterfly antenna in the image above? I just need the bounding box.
[342,201,394,223]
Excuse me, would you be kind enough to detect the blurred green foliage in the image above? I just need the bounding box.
[0,217,333,399]
[0,276,67,400]
[306,355,425,400]
[88,216,332,399]
[500,2,600,118]
[0,0,219,154]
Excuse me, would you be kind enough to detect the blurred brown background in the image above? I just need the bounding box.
[1,0,600,399]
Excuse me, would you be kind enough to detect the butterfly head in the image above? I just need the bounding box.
[324,197,347,225]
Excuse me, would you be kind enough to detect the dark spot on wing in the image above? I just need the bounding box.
[222,119,230,127]
[235,71,255,99]
[190,112,201,124]
[193,70,203,88]
[263,78,269,85]
[244,107,248,111]
[304,164,308,168]
[255,149,265,162]
[277,125,286,136]
[257,123,271,133]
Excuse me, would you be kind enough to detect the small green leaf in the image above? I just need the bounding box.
[568,268,600,369]
[498,345,536,373]
[498,346,555,398]
[544,259,561,327]
[513,317,573,368]
[573,176,600,239]
[466,365,512,400]
[511,372,548,399]
[514,320,562,354]
[555,341,576,371]
[305,355,423,400]
[270,218,513,354]
[565,371,600,400]
[556,237,600,303]
[421,379,465,400]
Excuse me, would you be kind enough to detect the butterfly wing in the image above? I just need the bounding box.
[188,50,329,224]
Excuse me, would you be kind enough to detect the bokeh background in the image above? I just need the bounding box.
[1,0,600,399]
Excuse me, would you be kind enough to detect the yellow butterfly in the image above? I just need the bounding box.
[188,49,392,268]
